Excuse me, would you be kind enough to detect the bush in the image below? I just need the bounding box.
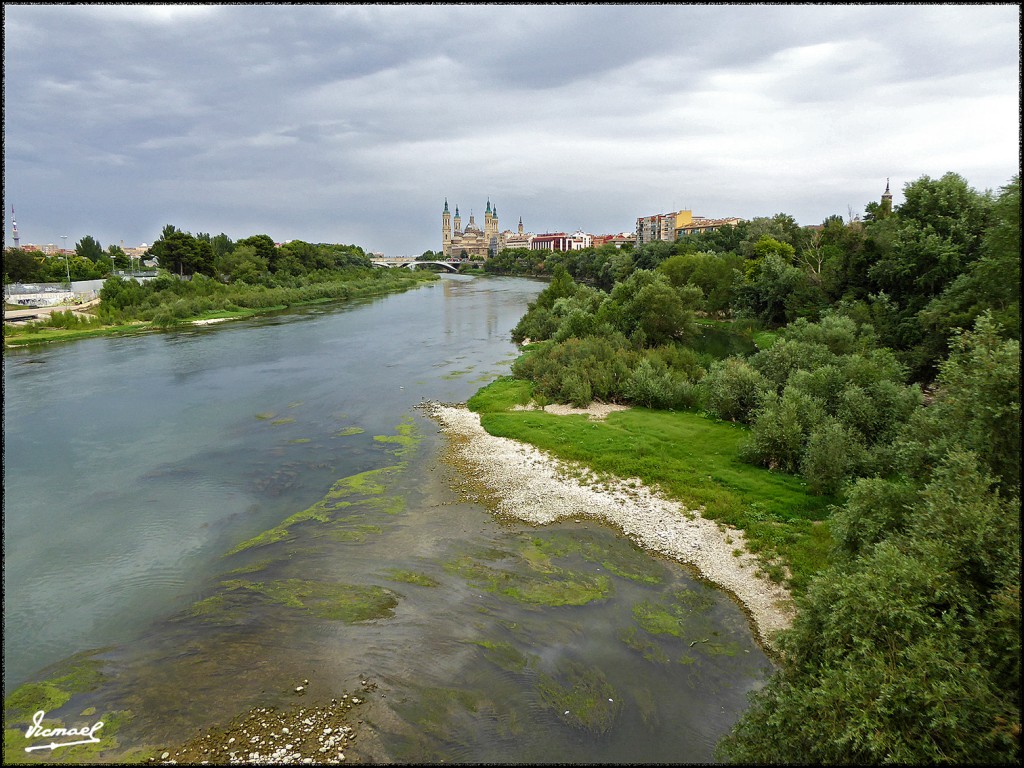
[700,357,770,423]
[511,334,633,405]
[799,418,866,495]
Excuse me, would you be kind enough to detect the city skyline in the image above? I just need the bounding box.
[3,4,1019,256]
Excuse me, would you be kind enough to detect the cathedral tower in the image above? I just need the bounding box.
[880,179,893,218]
[442,199,452,255]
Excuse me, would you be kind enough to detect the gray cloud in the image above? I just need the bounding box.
[3,4,1019,256]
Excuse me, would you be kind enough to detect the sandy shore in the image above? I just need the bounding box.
[425,401,795,651]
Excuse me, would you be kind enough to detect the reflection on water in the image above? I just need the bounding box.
[3,276,771,762]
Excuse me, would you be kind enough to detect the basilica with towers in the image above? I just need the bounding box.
[442,199,527,258]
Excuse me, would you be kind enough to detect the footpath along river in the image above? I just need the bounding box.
[3,274,773,763]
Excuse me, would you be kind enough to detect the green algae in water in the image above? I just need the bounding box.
[618,626,670,664]
[383,569,439,587]
[329,523,384,542]
[373,414,422,458]
[633,601,689,638]
[221,578,400,622]
[389,686,482,762]
[529,530,666,585]
[632,587,716,638]
[334,426,365,437]
[288,438,312,444]
[2,656,131,763]
[364,495,406,515]
[271,417,295,425]
[227,466,402,554]
[443,554,611,607]
[4,657,105,721]
[4,709,132,763]
[536,661,621,735]
[254,412,276,420]
[470,639,534,673]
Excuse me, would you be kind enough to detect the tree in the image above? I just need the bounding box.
[76,235,104,263]
[149,229,201,276]
[918,175,1021,344]
[659,251,743,315]
[599,269,698,346]
[3,247,43,283]
[106,244,129,270]
[897,312,1021,491]
[236,234,278,272]
[215,244,267,283]
[733,253,822,326]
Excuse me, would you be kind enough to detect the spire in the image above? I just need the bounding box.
[444,198,449,214]
[880,178,893,218]
[486,199,491,214]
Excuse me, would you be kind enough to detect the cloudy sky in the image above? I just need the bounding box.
[3,4,1020,257]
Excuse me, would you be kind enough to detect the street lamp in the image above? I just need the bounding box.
[61,235,71,291]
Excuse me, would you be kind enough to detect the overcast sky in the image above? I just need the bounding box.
[3,4,1020,257]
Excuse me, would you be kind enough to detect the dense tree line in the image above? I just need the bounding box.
[89,225,426,326]
[502,172,1020,763]
[492,174,1019,382]
[3,226,375,287]
[144,226,373,283]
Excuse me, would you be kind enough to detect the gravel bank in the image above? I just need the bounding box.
[156,681,378,765]
[425,402,795,650]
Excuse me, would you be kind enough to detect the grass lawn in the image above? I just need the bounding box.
[468,377,834,593]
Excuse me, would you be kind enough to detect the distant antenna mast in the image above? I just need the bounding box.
[11,205,20,250]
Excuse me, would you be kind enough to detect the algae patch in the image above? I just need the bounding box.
[220,578,400,622]
[227,466,403,554]
[470,639,534,673]
[383,569,439,587]
[3,656,105,721]
[536,661,621,734]
[443,550,611,607]
[373,414,422,458]
[334,427,365,437]
[527,529,667,584]
[3,656,132,763]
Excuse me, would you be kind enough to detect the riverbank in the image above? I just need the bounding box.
[155,684,377,765]
[3,271,438,349]
[425,401,795,651]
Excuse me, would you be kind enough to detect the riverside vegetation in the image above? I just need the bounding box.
[3,226,438,347]
[473,172,1020,764]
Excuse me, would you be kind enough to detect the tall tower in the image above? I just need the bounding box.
[11,206,20,250]
[442,199,452,256]
[518,216,524,235]
[880,178,893,218]
[453,206,462,234]
[485,200,499,258]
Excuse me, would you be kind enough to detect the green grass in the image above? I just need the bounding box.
[469,378,833,592]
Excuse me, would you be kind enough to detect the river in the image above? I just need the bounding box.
[3,275,771,762]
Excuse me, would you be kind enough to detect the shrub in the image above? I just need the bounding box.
[700,357,770,423]
[800,418,866,495]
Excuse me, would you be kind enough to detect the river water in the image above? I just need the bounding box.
[3,275,771,762]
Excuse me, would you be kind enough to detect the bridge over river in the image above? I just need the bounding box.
[370,257,472,273]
